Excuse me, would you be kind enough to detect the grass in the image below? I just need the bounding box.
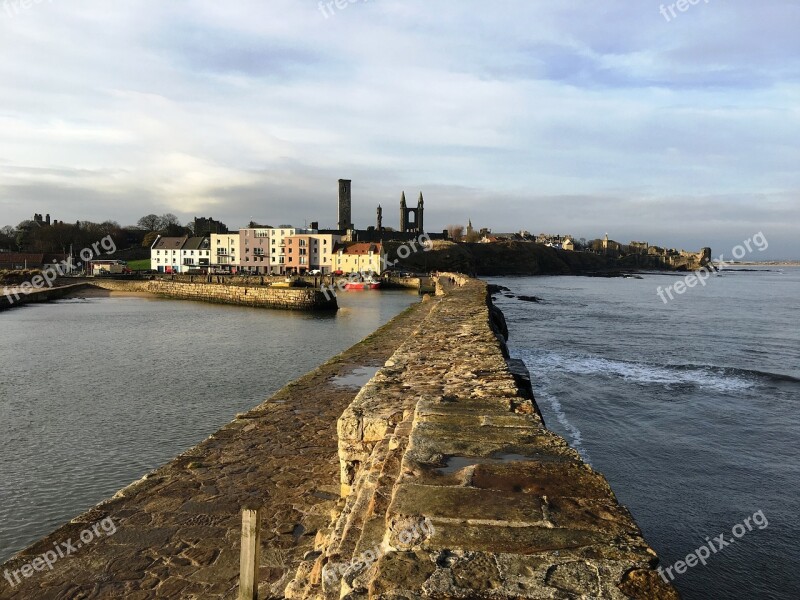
[127,259,151,271]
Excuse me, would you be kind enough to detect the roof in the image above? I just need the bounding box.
[182,236,211,250]
[0,253,69,267]
[152,236,188,250]
[336,242,382,255]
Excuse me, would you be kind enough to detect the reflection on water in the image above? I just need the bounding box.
[0,290,419,562]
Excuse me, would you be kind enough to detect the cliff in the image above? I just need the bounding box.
[386,240,709,276]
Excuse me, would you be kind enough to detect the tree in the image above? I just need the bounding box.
[447,224,465,242]
[465,229,481,243]
[160,213,180,228]
[185,220,195,235]
[137,214,162,231]
[0,225,16,250]
[142,231,160,248]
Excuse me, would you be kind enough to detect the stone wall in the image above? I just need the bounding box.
[0,283,90,312]
[286,278,678,599]
[87,279,338,311]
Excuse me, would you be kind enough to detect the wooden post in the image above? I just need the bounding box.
[239,506,262,600]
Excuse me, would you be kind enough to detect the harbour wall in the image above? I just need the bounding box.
[0,283,90,312]
[83,279,338,311]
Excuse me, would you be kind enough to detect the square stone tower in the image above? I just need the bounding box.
[338,179,352,232]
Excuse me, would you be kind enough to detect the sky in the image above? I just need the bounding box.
[0,0,798,259]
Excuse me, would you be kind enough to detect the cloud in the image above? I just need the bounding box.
[0,0,797,258]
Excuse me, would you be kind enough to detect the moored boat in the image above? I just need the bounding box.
[344,276,381,290]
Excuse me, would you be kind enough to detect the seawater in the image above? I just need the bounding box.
[490,268,800,600]
[0,290,420,562]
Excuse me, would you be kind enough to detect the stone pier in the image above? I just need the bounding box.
[286,276,678,599]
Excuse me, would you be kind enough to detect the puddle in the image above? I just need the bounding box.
[436,453,531,475]
[331,366,380,388]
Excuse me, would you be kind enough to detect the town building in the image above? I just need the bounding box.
[239,228,272,274]
[211,233,239,273]
[333,242,385,275]
[194,217,228,235]
[150,236,188,274]
[180,237,211,273]
[284,233,341,274]
[0,252,70,272]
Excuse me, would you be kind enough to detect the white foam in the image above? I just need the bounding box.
[525,350,754,393]
[537,389,592,465]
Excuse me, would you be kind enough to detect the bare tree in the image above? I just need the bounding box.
[447,224,465,242]
[137,214,162,231]
[161,213,180,228]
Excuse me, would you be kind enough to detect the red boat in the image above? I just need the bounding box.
[344,276,381,290]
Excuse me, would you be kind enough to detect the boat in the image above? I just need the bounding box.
[344,276,381,291]
[271,277,302,288]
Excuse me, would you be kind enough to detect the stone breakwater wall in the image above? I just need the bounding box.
[87,279,338,311]
[0,283,90,312]
[286,277,678,599]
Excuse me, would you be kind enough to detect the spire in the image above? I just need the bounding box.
[400,191,406,207]
[418,192,424,207]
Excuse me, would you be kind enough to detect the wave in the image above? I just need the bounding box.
[536,389,592,465]
[514,349,797,393]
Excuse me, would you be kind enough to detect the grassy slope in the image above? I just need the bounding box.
[127,259,151,271]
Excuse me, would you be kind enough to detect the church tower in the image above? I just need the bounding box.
[377,205,383,230]
[400,192,408,231]
[338,179,352,232]
[417,192,424,233]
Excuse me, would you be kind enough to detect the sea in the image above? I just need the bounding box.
[489,268,800,600]
[0,289,420,563]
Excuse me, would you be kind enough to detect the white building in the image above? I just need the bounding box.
[180,236,212,273]
[151,235,187,274]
